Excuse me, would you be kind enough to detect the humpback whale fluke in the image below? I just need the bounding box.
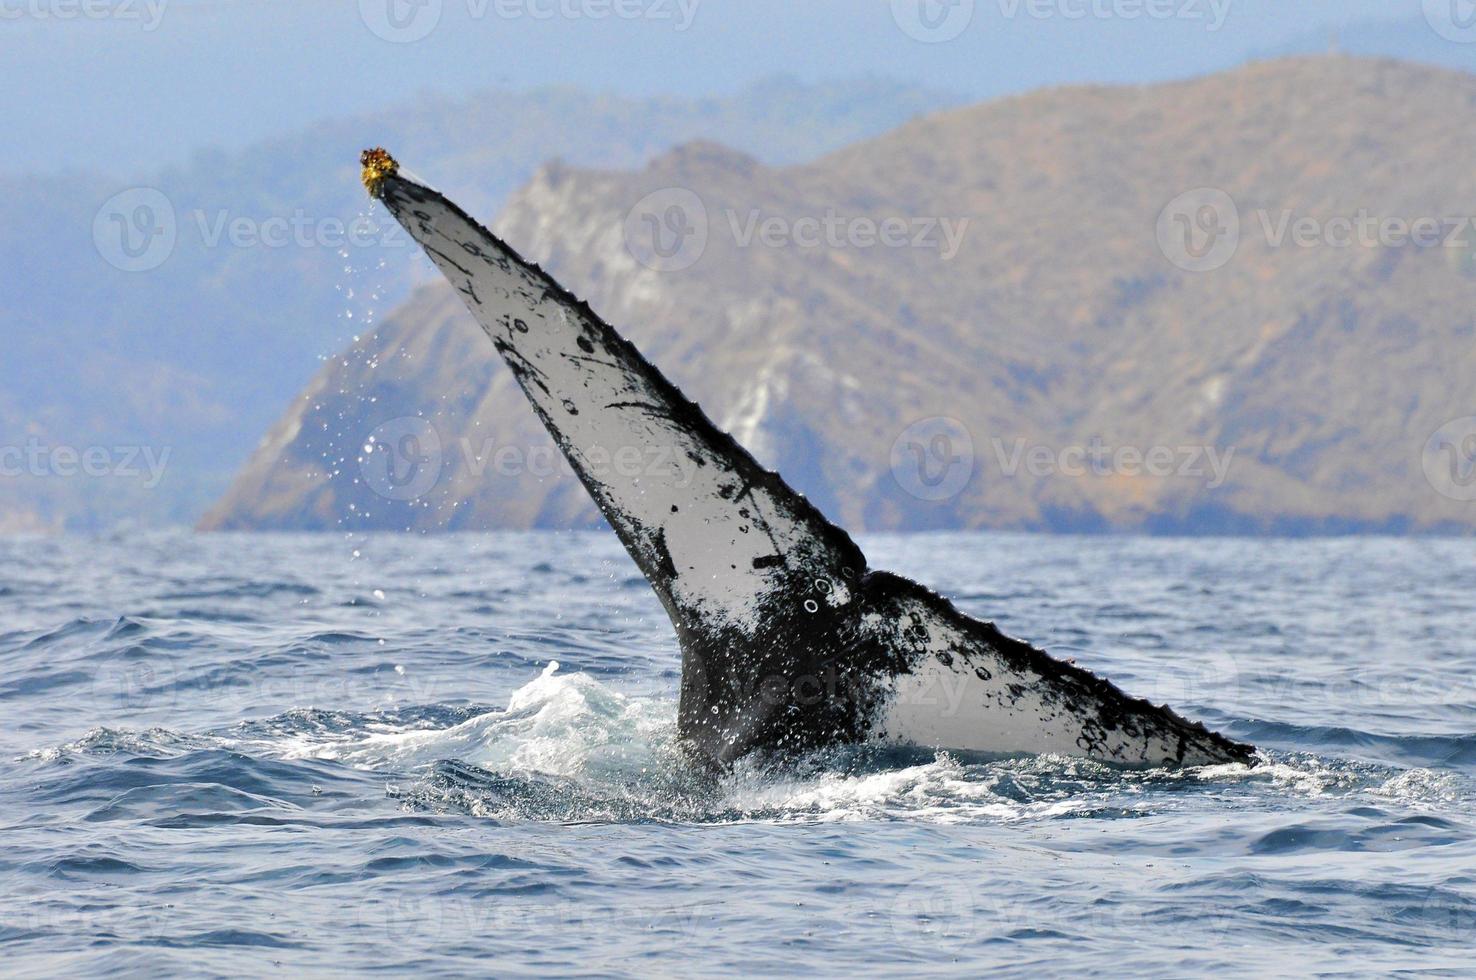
[360,148,1255,769]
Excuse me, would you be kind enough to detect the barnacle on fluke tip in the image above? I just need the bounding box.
[360,147,399,197]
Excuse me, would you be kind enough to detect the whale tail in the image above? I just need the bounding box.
[364,149,1255,769]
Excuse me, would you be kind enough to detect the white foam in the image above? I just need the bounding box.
[1372,767,1460,807]
[33,668,1460,827]
[305,662,674,780]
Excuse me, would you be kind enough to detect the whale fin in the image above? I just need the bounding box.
[367,151,1254,768]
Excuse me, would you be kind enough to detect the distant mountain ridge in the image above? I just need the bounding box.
[204,56,1476,535]
[0,76,959,532]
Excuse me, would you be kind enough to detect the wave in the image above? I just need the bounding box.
[26,665,1472,828]
[1238,720,1476,768]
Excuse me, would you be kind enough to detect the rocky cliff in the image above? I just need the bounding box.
[203,58,1476,535]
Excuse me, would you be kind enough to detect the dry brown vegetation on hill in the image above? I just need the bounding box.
[203,57,1476,535]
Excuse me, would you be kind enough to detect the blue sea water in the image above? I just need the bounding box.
[1,530,1474,977]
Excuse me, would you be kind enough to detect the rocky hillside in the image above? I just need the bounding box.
[0,77,955,532]
[204,57,1476,535]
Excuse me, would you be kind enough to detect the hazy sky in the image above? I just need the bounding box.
[0,0,1451,176]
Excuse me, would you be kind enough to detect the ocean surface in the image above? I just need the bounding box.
[2,530,1474,977]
